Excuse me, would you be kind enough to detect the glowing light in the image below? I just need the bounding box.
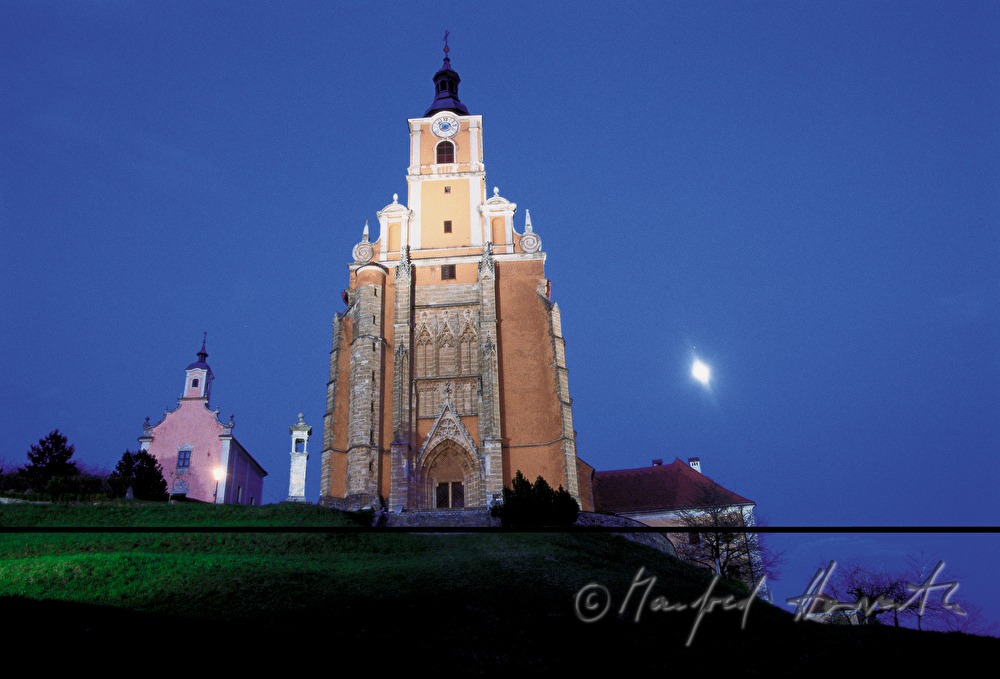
[692,359,711,386]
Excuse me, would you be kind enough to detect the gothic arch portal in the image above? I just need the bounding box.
[418,439,482,509]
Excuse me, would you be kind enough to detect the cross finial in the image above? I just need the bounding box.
[197,332,208,362]
[443,30,450,57]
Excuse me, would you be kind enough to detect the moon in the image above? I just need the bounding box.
[691,358,711,386]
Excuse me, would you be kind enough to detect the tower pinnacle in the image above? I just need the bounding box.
[424,33,469,116]
[197,331,208,363]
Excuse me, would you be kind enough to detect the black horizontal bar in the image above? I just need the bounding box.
[0,525,998,534]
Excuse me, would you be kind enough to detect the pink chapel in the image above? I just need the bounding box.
[139,337,267,504]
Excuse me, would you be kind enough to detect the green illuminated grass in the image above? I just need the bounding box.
[0,501,995,669]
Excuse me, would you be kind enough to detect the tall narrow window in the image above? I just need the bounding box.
[443,220,452,233]
[459,329,476,374]
[294,439,305,453]
[441,264,456,280]
[436,141,455,164]
[192,378,199,388]
[439,331,456,375]
[416,329,433,377]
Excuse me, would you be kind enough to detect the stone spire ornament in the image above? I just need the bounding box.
[519,210,541,253]
[352,220,375,264]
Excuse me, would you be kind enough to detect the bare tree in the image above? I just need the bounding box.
[672,485,782,595]
[816,556,975,632]
[935,601,998,636]
[824,561,908,626]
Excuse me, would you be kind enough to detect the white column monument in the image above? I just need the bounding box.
[286,413,312,502]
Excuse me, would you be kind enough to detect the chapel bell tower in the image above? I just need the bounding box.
[183,333,213,403]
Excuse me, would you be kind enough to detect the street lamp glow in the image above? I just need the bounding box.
[213,466,225,504]
[692,359,711,386]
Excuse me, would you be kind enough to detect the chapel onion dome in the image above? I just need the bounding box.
[424,54,470,117]
[186,335,213,375]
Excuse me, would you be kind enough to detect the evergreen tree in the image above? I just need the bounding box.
[20,430,78,491]
[108,450,168,501]
[493,470,580,528]
[552,484,580,526]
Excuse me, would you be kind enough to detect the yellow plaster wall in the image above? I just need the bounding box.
[490,216,506,245]
[419,179,472,249]
[387,218,401,254]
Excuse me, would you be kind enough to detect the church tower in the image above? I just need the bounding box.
[320,42,594,512]
[184,333,213,402]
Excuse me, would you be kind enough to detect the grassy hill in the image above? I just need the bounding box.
[0,501,995,671]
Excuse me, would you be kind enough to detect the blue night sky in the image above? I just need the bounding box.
[2,2,997,629]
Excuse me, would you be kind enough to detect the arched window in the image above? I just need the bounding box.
[438,331,456,376]
[192,378,199,388]
[416,329,434,377]
[459,328,476,374]
[436,141,455,164]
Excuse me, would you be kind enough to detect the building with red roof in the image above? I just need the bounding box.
[594,457,765,589]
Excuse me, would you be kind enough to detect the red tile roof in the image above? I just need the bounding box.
[593,458,753,514]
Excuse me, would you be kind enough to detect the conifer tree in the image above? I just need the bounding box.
[109,449,168,501]
[20,429,78,491]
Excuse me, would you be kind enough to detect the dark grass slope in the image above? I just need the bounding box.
[0,502,995,672]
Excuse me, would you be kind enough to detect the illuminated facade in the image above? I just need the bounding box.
[320,47,594,512]
[139,338,267,505]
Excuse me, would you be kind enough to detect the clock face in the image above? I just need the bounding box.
[432,116,460,138]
